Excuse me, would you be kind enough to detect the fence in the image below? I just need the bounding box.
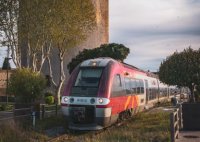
[170,104,183,142]
[0,96,15,104]
[0,107,31,123]
[0,104,61,122]
[40,104,61,119]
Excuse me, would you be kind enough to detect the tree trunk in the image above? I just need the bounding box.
[189,85,196,103]
[11,46,21,68]
[39,45,49,72]
[47,56,57,88]
[32,53,37,72]
[56,51,65,105]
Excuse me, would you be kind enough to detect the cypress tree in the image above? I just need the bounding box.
[2,57,11,70]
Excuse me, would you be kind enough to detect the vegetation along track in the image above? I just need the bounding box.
[48,104,172,142]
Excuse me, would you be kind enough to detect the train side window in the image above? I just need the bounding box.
[131,79,136,94]
[128,78,132,94]
[149,88,152,100]
[125,77,131,94]
[136,79,140,94]
[140,79,144,94]
[111,74,123,97]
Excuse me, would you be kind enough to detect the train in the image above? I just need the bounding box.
[61,58,183,130]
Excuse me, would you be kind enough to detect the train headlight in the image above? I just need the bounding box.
[92,62,97,66]
[90,98,95,104]
[98,98,103,104]
[70,98,74,103]
[63,97,69,102]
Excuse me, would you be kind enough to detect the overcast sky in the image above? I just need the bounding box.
[109,0,200,72]
[1,1,200,70]
[0,48,7,67]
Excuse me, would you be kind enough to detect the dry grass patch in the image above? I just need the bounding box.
[0,116,67,142]
[71,111,170,142]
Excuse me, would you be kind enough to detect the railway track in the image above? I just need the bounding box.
[47,104,178,142]
[47,110,147,142]
[47,117,130,142]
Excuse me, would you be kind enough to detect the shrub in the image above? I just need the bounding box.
[0,104,13,111]
[45,96,54,105]
[8,68,46,104]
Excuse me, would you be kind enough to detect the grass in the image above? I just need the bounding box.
[0,120,33,142]
[155,99,172,107]
[0,116,67,142]
[35,116,67,131]
[68,111,171,142]
[0,122,24,142]
[0,105,171,142]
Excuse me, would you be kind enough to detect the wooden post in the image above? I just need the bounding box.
[170,108,181,142]
[41,104,45,119]
[55,104,58,116]
[178,105,183,129]
[175,110,179,139]
[170,113,175,142]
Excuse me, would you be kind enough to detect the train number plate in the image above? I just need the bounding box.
[72,107,85,111]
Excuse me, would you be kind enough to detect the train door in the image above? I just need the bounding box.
[145,80,149,104]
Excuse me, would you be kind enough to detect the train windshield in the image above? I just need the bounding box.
[71,68,103,97]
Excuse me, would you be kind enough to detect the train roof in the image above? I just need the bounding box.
[121,62,159,79]
[80,57,116,67]
[80,58,158,78]
[122,62,146,73]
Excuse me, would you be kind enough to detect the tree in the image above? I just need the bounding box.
[19,0,54,72]
[68,43,130,73]
[0,0,55,71]
[2,0,96,105]
[0,0,20,68]
[159,47,200,102]
[8,68,46,103]
[2,57,11,69]
[46,0,96,104]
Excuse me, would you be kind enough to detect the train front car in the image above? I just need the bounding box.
[61,58,115,130]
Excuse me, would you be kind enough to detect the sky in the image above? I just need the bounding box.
[1,0,200,70]
[109,0,200,72]
[0,47,7,67]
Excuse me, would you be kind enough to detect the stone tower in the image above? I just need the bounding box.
[21,0,109,85]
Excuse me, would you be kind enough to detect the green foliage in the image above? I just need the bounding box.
[67,43,130,73]
[19,0,96,105]
[19,0,96,55]
[48,0,96,48]
[8,68,46,103]
[2,57,11,70]
[159,47,200,102]
[0,104,13,111]
[45,96,54,105]
[44,92,55,105]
